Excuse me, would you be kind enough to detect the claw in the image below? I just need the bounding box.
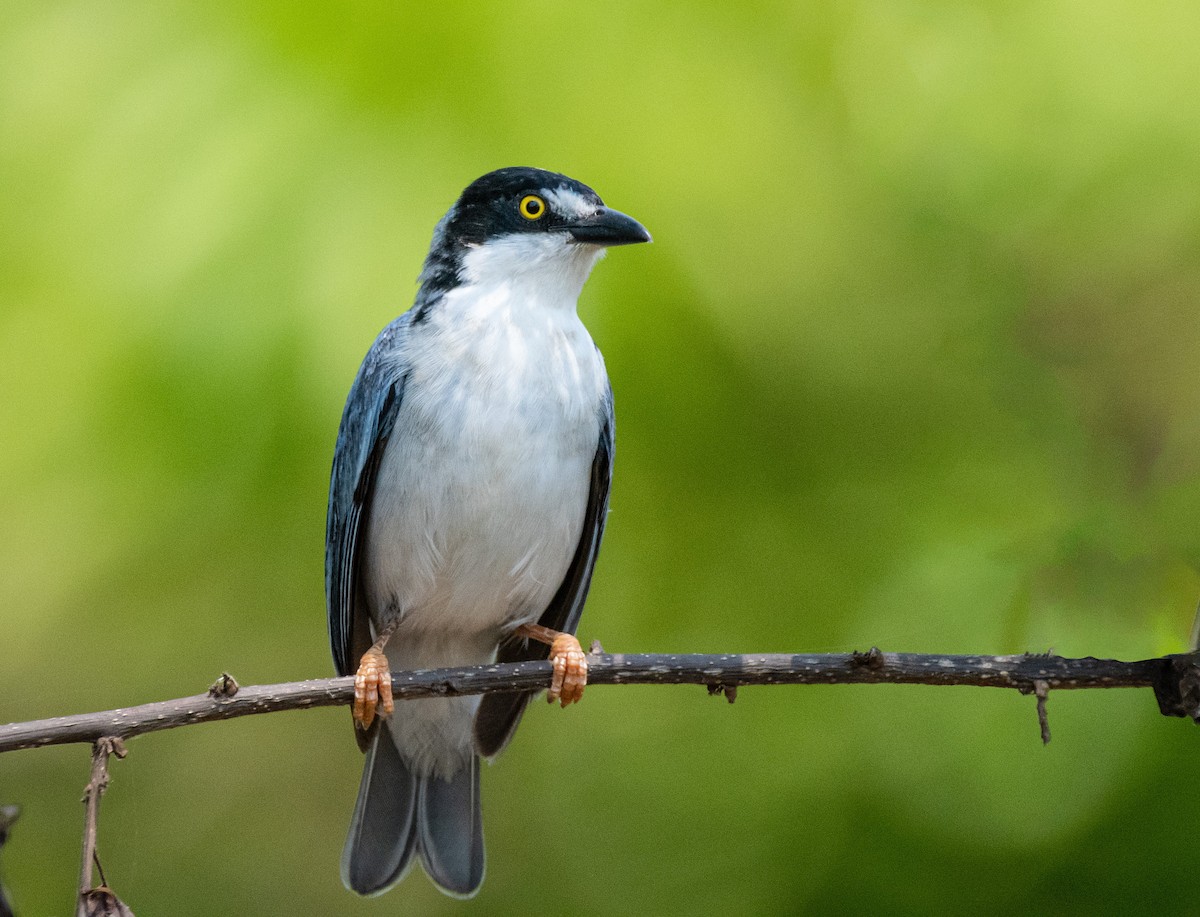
[546,633,588,707]
[353,649,394,729]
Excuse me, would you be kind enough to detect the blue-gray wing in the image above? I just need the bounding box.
[326,315,411,678]
[473,386,615,757]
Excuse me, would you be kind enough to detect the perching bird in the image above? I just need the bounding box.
[325,167,650,897]
[0,804,19,917]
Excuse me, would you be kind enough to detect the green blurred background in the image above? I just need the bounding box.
[2,1,1199,913]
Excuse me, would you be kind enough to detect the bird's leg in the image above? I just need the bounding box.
[354,620,401,730]
[514,622,589,707]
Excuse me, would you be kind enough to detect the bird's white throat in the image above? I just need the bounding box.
[457,232,606,309]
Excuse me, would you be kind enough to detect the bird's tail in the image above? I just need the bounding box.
[341,724,485,898]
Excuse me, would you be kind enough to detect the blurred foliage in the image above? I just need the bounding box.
[2,0,1199,913]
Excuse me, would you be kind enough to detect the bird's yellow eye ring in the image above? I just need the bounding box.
[519,194,546,220]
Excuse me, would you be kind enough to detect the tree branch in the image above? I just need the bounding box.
[2,650,1198,755]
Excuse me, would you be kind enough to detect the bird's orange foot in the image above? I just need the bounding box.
[353,649,394,730]
[547,633,588,707]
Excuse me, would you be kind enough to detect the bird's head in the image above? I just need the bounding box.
[417,167,650,306]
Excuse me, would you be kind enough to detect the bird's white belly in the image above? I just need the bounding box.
[365,421,591,646]
[361,311,604,667]
[364,355,598,775]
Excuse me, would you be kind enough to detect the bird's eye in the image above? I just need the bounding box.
[519,194,546,220]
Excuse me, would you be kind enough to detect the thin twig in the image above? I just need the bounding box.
[77,737,126,915]
[1,650,1197,755]
[1033,680,1051,745]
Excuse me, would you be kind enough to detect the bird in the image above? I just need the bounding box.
[325,166,650,898]
[0,805,19,917]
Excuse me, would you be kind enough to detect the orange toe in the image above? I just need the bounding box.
[353,650,394,729]
[547,633,588,707]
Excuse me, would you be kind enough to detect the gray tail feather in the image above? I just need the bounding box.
[417,756,485,897]
[341,724,419,895]
[342,725,485,898]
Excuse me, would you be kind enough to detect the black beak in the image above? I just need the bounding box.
[567,206,652,246]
